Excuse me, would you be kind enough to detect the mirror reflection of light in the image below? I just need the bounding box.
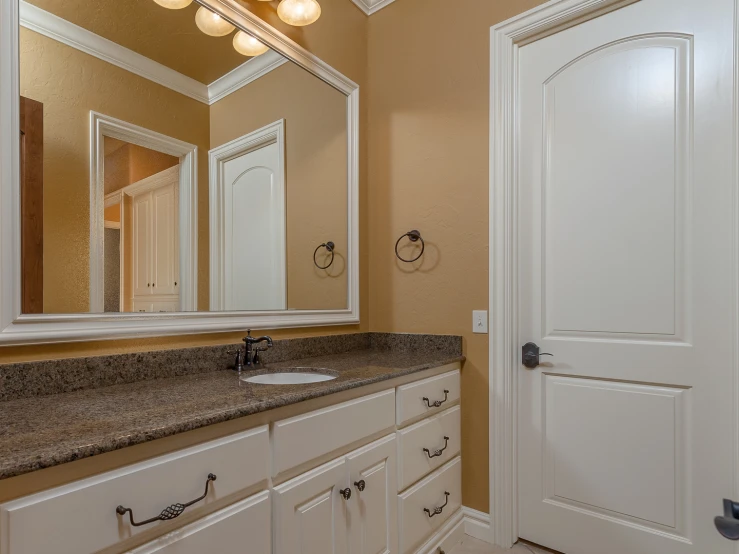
[277,0,321,26]
[233,31,269,57]
[195,6,235,37]
[152,0,193,8]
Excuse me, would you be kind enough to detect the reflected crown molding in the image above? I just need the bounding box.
[208,50,288,104]
[350,0,397,15]
[18,0,285,106]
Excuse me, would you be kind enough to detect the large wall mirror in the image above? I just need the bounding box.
[0,0,359,343]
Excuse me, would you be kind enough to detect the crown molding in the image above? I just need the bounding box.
[19,0,209,103]
[208,49,287,104]
[18,0,285,106]
[350,0,397,15]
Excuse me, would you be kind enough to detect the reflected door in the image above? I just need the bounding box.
[222,141,286,311]
[517,0,736,553]
[19,96,43,314]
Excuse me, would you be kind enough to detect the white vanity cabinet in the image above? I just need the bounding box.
[274,434,398,554]
[129,491,271,554]
[273,456,350,554]
[0,366,462,554]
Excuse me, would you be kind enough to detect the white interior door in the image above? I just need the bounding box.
[517,1,737,553]
[222,141,286,311]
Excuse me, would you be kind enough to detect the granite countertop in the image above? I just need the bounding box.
[0,347,463,480]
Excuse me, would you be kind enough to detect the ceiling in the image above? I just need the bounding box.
[25,0,271,84]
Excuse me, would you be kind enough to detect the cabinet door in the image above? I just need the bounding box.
[152,184,177,296]
[132,192,152,297]
[347,435,398,554]
[273,457,349,554]
[132,300,152,313]
[151,300,178,313]
[128,491,270,554]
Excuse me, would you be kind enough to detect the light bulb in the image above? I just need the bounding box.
[277,0,321,26]
[152,0,193,8]
[233,31,270,57]
[195,6,235,37]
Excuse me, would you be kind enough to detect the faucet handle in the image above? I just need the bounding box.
[252,341,273,366]
[228,349,245,372]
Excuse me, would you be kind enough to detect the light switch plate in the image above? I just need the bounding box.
[473,310,488,334]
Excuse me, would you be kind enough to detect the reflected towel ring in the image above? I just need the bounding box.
[313,241,335,269]
[395,230,425,263]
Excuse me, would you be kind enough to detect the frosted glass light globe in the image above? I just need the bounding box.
[195,6,235,37]
[152,0,193,8]
[233,31,270,57]
[277,0,321,26]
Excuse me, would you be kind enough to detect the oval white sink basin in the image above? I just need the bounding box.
[242,371,336,385]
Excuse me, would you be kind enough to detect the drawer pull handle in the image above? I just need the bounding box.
[423,436,450,459]
[423,491,450,518]
[354,480,366,492]
[116,473,216,527]
[422,390,449,408]
[340,487,352,500]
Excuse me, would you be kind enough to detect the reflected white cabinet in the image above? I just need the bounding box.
[151,184,178,297]
[131,175,179,312]
[274,434,398,554]
[133,193,152,298]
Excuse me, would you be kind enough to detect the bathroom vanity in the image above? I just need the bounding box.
[0,334,465,554]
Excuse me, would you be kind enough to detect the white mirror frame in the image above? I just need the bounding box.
[0,0,360,344]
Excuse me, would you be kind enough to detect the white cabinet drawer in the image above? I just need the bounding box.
[128,491,270,553]
[398,457,462,554]
[396,370,460,427]
[0,426,269,554]
[272,389,396,476]
[397,406,461,490]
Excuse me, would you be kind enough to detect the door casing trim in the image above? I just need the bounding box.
[488,0,739,548]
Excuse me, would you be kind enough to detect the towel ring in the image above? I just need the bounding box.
[313,241,335,269]
[395,230,424,263]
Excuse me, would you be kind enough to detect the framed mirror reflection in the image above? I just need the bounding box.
[0,0,359,343]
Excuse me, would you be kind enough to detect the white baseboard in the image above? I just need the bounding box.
[415,508,466,554]
[462,506,491,543]
[413,507,492,553]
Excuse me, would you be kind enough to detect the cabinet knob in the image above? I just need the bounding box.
[147,283,150,287]
[339,488,351,500]
[152,283,155,287]
[354,480,366,492]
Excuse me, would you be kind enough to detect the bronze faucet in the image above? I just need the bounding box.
[231,330,273,372]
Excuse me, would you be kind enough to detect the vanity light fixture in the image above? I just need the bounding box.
[152,0,193,8]
[277,0,322,26]
[195,6,235,36]
[233,31,270,56]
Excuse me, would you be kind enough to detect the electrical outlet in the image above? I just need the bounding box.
[473,310,488,334]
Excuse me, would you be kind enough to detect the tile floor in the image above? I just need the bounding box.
[447,536,557,554]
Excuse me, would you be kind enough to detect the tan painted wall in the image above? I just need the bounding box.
[366,0,547,513]
[210,62,348,310]
[19,28,211,314]
[3,0,368,354]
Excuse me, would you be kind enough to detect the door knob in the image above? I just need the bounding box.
[522,342,553,369]
[716,499,739,540]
